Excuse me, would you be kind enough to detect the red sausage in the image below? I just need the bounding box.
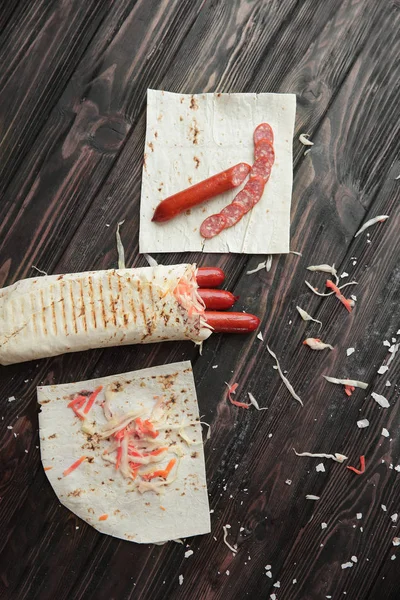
[251,159,272,183]
[232,188,255,213]
[152,163,251,222]
[196,267,225,287]
[254,139,275,165]
[198,289,238,310]
[244,176,265,206]
[204,311,260,333]
[254,123,274,145]
[220,203,245,229]
[200,214,226,239]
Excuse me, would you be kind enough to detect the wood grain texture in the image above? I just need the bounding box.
[1,1,400,599]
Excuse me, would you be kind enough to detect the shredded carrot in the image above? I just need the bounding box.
[142,458,176,481]
[98,514,108,521]
[347,455,365,475]
[226,382,250,409]
[83,385,103,415]
[326,280,352,313]
[148,447,168,456]
[135,417,159,439]
[44,466,53,471]
[114,427,127,440]
[160,506,166,511]
[63,456,87,477]
[344,385,356,397]
[143,419,159,438]
[115,445,122,470]
[67,395,86,419]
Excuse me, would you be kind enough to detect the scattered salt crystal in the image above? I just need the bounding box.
[7,426,12,430]
[321,523,327,529]
[24,449,28,453]
[212,365,218,369]
[346,348,355,356]
[210,509,214,513]
[391,514,398,523]
[234,464,238,469]
[360,527,363,532]
[383,340,391,347]
[393,538,400,546]
[372,392,390,408]
[270,594,277,600]
[357,419,369,428]
[316,463,325,472]
[382,505,387,512]
[395,465,400,472]
[352,261,357,266]
[378,366,389,374]
[386,381,391,387]
[184,550,193,558]
[179,575,184,585]
[226,570,230,575]
[341,272,349,279]
[273,581,280,588]
[306,495,320,500]
[268,433,272,438]
[392,338,397,343]
[265,565,271,570]
[8,396,16,402]
[391,555,396,560]
[351,556,358,563]
[76,526,79,530]
[285,479,292,485]
[351,295,357,301]
[382,428,390,437]
[389,344,397,353]
[341,562,353,569]
[357,513,362,519]
[293,579,297,584]
[13,433,18,438]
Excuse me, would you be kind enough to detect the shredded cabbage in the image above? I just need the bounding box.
[323,376,368,389]
[296,306,322,329]
[267,345,303,406]
[116,220,125,269]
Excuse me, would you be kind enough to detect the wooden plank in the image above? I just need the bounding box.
[0,0,25,33]
[1,1,400,600]
[0,0,206,288]
[0,0,112,198]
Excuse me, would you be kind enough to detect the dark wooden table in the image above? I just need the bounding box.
[1,1,400,598]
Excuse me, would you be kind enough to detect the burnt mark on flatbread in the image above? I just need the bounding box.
[148,142,154,152]
[180,97,184,104]
[39,289,48,336]
[189,119,200,145]
[191,452,198,459]
[188,176,192,185]
[179,116,183,122]
[193,156,200,169]
[98,280,108,328]
[57,275,64,280]
[78,280,87,328]
[68,281,78,334]
[68,489,82,497]
[154,131,158,138]
[157,373,178,391]
[88,276,97,329]
[48,433,57,439]
[190,95,198,110]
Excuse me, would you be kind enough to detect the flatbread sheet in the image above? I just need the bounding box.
[38,361,210,544]
[140,89,296,254]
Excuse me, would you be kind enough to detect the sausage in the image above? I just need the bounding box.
[200,214,226,239]
[220,203,245,229]
[244,176,265,206]
[198,289,238,310]
[254,123,274,145]
[196,267,225,287]
[152,163,251,222]
[232,188,255,213]
[251,159,272,183]
[204,311,260,333]
[254,139,275,165]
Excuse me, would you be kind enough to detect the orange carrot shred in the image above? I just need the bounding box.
[347,455,365,475]
[83,386,103,415]
[98,514,108,521]
[344,384,356,397]
[44,466,53,471]
[326,280,352,313]
[63,456,87,477]
[67,395,86,419]
[226,382,250,409]
[142,458,176,481]
[115,446,122,470]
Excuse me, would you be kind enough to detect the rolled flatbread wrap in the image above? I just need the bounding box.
[0,264,211,365]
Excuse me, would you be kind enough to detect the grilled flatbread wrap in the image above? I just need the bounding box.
[38,361,211,543]
[0,264,211,366]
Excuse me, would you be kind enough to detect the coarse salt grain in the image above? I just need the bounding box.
[184,550,193,558]
[382,505,387,512]
[316,463,325,472]
[357,419,369,428]
[382,428,390,437]
[179,575,184,585]
[285,479,292,485]
[357,513,362,519]
[351,556,358,563]
[393,538,400,546]
[321,523,327,529]
[341,562,353,569]
[347,348,355,356]
[391,514,398,523]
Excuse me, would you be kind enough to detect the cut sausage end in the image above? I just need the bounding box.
[200,214,226,239]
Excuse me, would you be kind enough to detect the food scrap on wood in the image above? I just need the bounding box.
[347,455,366,475]
[303,338,333,351]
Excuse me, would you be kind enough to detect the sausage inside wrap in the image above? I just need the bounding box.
[38,361,211,543]
[0,264,212,366]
